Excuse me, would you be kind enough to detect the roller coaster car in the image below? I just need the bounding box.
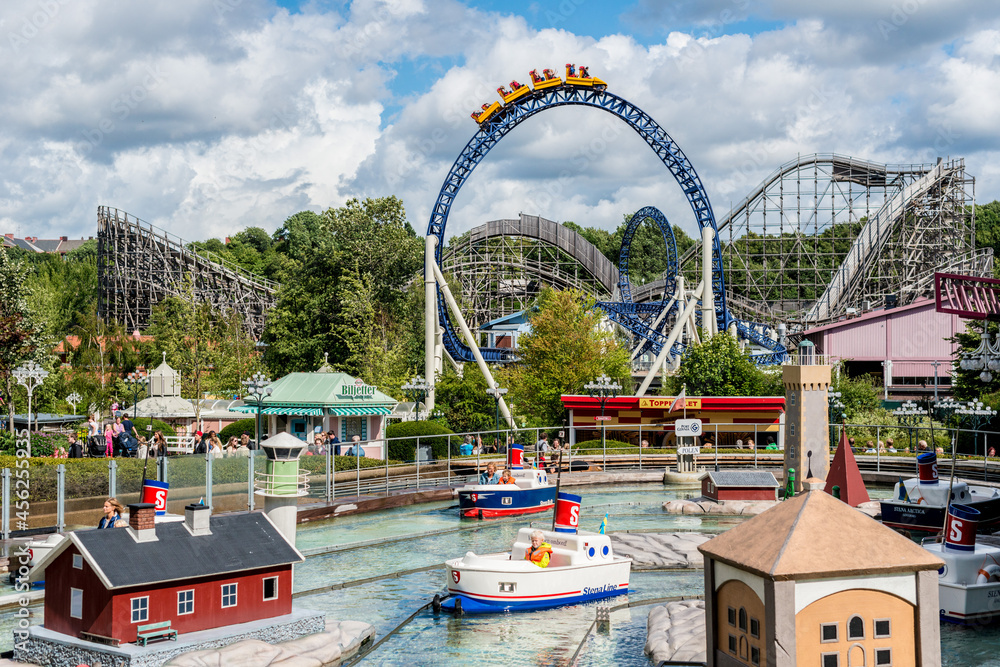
[564,63,607,90]
[529,68,563,91]
[498,79,531,104]
[470,100,502,125]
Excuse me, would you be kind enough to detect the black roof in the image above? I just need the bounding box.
[704,470,779,488]
[73,513,303,589]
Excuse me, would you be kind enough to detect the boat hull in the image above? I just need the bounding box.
[458,486,557,519]
[881,495,1000,534]
[442,556,630,613]
[939,581,1000,625]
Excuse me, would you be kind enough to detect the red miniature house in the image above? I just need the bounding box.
[701,470,779,502]
[30,503,304,646]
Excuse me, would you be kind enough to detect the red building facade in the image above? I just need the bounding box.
[32,504,303,645]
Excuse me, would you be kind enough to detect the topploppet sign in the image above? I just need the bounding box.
[674,419,702,437]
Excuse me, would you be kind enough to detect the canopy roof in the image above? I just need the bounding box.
[233,372,397,416]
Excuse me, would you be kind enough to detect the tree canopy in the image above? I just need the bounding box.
[499,288,631,427]
[666,332,783,397]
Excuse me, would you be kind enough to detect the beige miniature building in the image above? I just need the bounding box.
[699,480,944,667]
[783,359,831,494]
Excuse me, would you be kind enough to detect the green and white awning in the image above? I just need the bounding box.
[330,406,393,416]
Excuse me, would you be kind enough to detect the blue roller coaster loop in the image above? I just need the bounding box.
[427,85,729,363]
[597,206,682,359]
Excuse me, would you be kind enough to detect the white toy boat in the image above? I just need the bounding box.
[440,493,631,613]
[923,504,1000,625]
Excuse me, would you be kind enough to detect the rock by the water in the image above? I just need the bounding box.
[662,497,778,515]
[610,533,711,569]
[164,620,374,667]
[645,599,706,665]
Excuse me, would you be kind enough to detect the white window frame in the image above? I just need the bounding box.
[70,587,83,619]
[221,583,238,608]
[875,647,892,666]
[821,652,840,667]
[873,617,891,639]
[130,596,149,623]
[262,576,279,601]
[72,554,83,570]
[177,589,194,615]
[847,614,865,640]
[821,622,839,643]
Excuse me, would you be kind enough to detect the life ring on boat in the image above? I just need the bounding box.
[977,563,1000,584]
[915,497,925,504]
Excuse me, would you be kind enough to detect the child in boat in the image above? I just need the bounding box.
[525,530,552,568]
[499,469,516,484]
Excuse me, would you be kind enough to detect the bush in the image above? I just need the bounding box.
[220,418,257,442]
[130,418,176,438]
[385,420,456,461]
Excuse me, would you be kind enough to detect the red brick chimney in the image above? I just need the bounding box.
[127,503,157,543]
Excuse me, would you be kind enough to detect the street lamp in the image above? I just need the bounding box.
[242,372,273,450]
[827,390,846,445]
[14,361,49,447]
[954,400,997,454]
[126,371,147,421]
[486,386,508,445]
[893,400,927,452]
[585,375,621,454]
[65,391,82,416]
[959,331,1000,382]
[401,376,429,421]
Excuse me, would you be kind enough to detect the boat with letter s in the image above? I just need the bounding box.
[880,452,1000,534]
[456,444,557,519]
[439,492,632,613]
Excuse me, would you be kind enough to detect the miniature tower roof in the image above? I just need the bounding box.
[698,488,942,580]
[147,353,180,398]
[824,428,870,507]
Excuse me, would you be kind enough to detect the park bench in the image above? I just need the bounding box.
[136,620,177,646]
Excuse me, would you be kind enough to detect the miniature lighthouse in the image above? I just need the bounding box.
[256,431,308,543]
[783,340,831,494]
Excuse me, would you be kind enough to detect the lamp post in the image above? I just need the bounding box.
[954,400,996,456]
[486,386,508,446]
[959,331,1000,383]
[242,372,273,450]
[126,371,147,421]
[585,375,621,456]
[930,360,943,402]
[893,400,927,452]
[65,391,82,416]
[401,376,429,422]
[14,361,48,448]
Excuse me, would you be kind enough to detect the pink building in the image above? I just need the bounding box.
[801,298,970,398]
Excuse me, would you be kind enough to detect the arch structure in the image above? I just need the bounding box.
[97,206,277,339]
[668,153,989,327]
[427,84,727,363]
[440,213,618,330]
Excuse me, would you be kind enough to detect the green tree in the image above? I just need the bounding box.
[669,333,783,397]
[263,197,423,376]
[0,248,47,433]
[434,364,495,434]
[830,363,881,419]
[499,288,631,427]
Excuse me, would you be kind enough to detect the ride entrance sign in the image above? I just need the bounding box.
[674,419,702,437]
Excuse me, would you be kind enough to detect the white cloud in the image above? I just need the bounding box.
[1,0,999,253]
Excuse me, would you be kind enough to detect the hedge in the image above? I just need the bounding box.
[385,421,456,461]
[220,418,257,442]
[129,418,176,438]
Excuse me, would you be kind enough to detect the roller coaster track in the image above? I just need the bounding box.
[97,206,277,338]
[428,85,728,364]
[672,153,983,325]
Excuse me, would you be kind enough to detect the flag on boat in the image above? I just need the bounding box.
[898,477,910,503]
[668,386,686,413]
[599,513,608,535]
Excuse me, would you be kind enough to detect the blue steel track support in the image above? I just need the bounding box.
[427,87,729,363]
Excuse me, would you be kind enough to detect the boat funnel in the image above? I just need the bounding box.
[944,504,980,552]
[141,479,169,516]
[509,442,524,470]
[554,492,582,533]
[917,452,939,485]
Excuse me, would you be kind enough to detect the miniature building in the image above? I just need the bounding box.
[824,429,870,507]
[699,483,943,667]
[783,359,831,494]
[29,503,304,645]
[700,471,779,502]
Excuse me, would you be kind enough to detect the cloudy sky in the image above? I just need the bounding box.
[2,0,998,245]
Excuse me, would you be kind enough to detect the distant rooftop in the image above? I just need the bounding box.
[1,234,94,255]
